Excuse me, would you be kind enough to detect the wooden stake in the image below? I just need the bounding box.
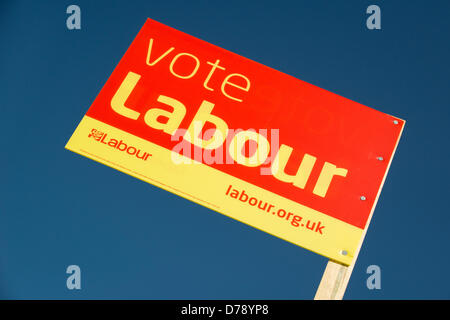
[314,260,353,300]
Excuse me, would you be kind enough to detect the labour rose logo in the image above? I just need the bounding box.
[88,129,104,141]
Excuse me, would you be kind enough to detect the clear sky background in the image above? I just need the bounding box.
[1,0,449,299]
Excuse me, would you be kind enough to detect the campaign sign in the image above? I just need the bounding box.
[66,18,404,265]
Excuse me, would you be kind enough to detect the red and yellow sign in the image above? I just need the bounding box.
[66,18,404,265]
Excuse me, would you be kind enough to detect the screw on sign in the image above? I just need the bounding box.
[65,18,405,299]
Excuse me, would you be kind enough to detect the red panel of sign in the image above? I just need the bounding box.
[87,19,403,229]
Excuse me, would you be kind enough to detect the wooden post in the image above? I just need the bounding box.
[314,260,354,300]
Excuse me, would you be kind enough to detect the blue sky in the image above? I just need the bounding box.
[1,0,449,299]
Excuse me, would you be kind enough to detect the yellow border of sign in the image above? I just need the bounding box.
[66,116,363,265]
